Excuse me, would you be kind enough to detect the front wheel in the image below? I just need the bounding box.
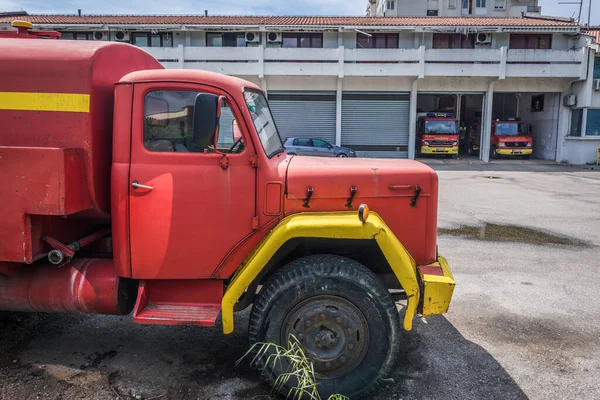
[336,153,348,158]
[249,255,400,399]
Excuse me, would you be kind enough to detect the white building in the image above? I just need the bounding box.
[1,14,598,164]
[368,0,541,18]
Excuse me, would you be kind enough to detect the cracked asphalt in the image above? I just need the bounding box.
[1,159,599,400]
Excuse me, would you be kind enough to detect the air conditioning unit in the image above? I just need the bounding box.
[93,31,107,41]
[476,33,492,45]
[114,31,129,42]
[593,79,600,92]
[245,32,260,43]
[563,95,577,107]
[267,32,282,43]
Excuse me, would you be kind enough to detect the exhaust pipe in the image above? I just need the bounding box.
[0,259,137,315]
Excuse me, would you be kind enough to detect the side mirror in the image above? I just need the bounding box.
[192,93,220,152]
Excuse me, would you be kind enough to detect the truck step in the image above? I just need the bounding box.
[132,279,223,326]
[134,303,221,326]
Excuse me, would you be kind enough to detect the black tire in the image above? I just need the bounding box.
[523,155,530,160]
[490,145,499,160]
[288,152,297,156]
[336,153,348,158]
[249,255,400,399]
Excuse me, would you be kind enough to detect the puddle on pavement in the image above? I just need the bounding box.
[438,223,587,247]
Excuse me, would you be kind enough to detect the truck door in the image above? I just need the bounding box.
[128,83,256,279]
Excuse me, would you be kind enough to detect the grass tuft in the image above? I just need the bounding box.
[238,335,350,400]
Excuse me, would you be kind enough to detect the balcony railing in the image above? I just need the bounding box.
[142,45,587,79]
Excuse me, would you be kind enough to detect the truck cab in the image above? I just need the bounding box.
[466,118,533,159]
[416,113,459,157]
[490,118,533,159]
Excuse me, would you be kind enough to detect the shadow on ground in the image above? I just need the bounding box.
[374,315,528,400]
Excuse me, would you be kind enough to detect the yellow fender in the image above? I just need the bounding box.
[221,211,420,334]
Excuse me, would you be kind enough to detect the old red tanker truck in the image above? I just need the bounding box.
[0,22,455,398]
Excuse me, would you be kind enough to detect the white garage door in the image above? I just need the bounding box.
[268,91,337,145]
[342,92,410,158]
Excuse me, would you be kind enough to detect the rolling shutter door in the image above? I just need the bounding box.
[268,92,336,144]
[342,92,410,158]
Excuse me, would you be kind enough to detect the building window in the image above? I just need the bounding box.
[132,32,172,47]
[462,0,469,8]
[476,0,486,7]
[586,109,600,136]
[433,34,475,49]
[509,34,552,49]
[594,58,600,79]
[59,32,93,40]
[448,0,457,8]
[281,33,323,48]
[570,109,583,137]
[494,0,505,9]
[356,33,399,49]
[206,32,247,47]
[386,0,395,10]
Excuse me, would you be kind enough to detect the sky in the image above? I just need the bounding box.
[0,0,597,25]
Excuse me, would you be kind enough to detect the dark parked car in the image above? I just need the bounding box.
[284,138,356,158]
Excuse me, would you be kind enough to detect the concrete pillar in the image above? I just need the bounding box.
[336,78,343,147]
[481,80,498,162]
[177,44,184,69]
[408,78,419,160]
[499,46,507,80]
[418,46,425,79]
[259,33,266,79]
[261,78,268,97]
[185,32,191,46]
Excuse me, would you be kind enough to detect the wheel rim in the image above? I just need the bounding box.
[281,295,369,380]
[337,154,348,158]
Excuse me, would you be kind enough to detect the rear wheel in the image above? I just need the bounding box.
[249,255,400,399]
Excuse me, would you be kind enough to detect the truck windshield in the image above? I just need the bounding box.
[244,90,284,158]
[496,123,528,136]
[424,120,458,134]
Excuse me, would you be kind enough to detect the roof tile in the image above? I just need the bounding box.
[0,14,579,27]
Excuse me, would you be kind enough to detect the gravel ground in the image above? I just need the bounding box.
[1,160,599,400]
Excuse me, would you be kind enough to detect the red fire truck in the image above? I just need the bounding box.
[416,113,459,157]
[0,21,455,398]
[466,118,533,159]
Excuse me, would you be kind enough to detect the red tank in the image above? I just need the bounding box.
[0,39,162,263]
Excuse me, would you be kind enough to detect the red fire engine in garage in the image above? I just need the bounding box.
[416,113,460,157]
[0,21,455,399]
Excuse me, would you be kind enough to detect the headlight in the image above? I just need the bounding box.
[423,141,430,146]
[452,141,458,146]
[527,142,533,147]
[498,142,506,147]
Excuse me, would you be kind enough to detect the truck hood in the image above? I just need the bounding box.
[286,156,435,203]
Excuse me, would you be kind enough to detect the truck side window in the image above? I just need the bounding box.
[143,90,244,154]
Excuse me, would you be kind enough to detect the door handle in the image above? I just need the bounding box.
[132,180,154,190]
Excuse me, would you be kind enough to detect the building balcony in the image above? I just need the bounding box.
[142,45,587,80]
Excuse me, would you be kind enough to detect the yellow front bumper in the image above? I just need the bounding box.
[418,255,456,316]
[495,148,533,156]
[421,146,459,155]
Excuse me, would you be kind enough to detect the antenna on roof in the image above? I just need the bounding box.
[77,9,81,17]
